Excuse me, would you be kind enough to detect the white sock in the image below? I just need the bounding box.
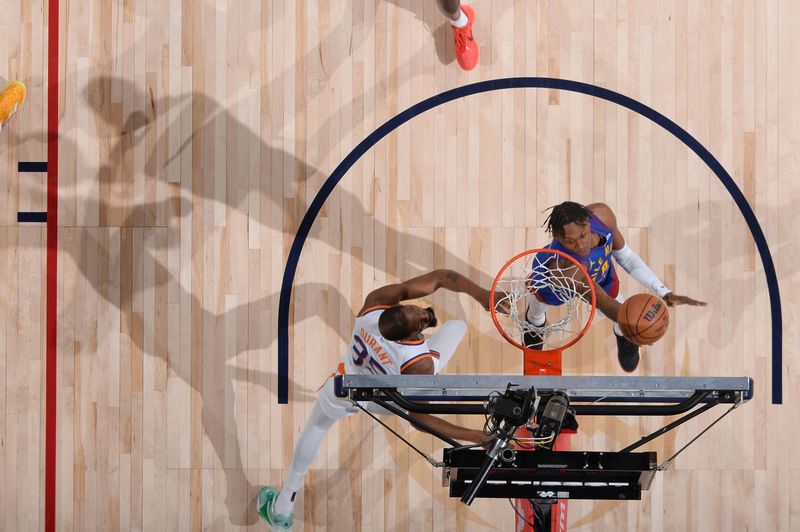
[525,298,551,326]
[449,10,468,28]
[525,305,547,326]
[274,402,338,516]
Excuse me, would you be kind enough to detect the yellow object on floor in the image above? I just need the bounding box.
[0,80,27,129]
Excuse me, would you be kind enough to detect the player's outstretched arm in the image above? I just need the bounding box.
[590,202,706,306]
[407,412,488,444]
[361,269,491,311]
[401,357,488,444]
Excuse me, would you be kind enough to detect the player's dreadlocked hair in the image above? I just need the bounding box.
[378,305,411,341]
[543,201,591,238]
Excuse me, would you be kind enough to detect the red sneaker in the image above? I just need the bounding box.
[451,5,479,71]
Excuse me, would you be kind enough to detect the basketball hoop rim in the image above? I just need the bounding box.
[489,248,598,354]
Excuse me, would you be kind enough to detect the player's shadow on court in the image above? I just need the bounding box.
[59,220,326,525]
[83,73,496,345]
[59,73,499,526]
[46,131,345,525]
[33,3,505,516]
[85,74,497,325]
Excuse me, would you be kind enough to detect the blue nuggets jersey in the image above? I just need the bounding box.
[535,211,620,305]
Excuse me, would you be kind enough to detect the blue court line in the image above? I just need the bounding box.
[18,212,48,223]
[18,161,48,172]
[277,77,782,405]
[17,162,49,223]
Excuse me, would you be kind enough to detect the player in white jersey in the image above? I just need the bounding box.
[258,269,493,530]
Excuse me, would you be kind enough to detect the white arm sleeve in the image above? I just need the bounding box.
[612,244,672,297]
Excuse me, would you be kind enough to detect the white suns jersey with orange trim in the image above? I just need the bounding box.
[343,306,435,375]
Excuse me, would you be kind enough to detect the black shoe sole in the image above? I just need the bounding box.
[616,334,640,372]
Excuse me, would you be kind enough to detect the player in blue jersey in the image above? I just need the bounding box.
[526,202,706,372]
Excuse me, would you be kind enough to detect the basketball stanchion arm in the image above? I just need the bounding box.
[572,390,712,416]
[618,399,719,453]
[349,384,713,417]
[381,389,488,415]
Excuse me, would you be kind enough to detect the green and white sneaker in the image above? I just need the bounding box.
[257,486,294,530]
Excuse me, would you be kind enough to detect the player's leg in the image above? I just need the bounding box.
[426,319,467,373]
[524,294,556,350]
[586,286,641,372]
[435,0,479,70]
[598,275,641,372]
[603,292,640,372]
[259,378,356,529]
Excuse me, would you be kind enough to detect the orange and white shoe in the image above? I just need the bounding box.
[0,80,27,132]
[450,5,479,71]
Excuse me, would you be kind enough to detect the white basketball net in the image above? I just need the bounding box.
[492,251,595,351]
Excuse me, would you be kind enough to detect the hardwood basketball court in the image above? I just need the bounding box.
[1,1,796,530]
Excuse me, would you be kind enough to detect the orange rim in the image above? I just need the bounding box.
[489,248,597,353]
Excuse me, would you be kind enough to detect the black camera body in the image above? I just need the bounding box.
[488,386,537,427]
[533,391,573,448]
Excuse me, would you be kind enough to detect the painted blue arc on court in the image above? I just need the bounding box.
[277,77,782,405]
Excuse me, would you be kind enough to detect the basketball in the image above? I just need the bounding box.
[618,294,669,345]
